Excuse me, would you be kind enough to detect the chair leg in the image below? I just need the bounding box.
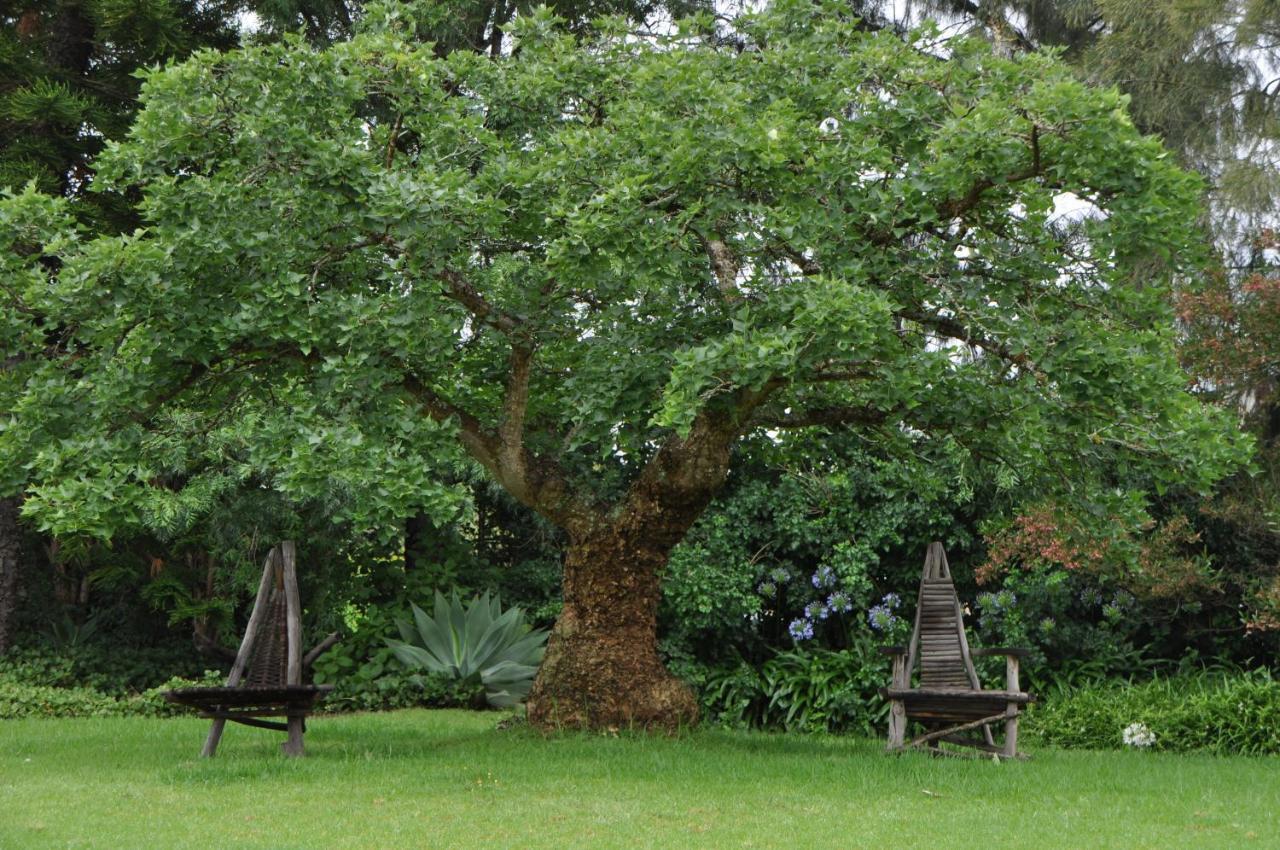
[200,719,226,758]
[1003,708,1019,758]
[282,714,305,757]
[887,699,906,751]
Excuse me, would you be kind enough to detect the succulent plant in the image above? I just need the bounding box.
[386,591,548,709]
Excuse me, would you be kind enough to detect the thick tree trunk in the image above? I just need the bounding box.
[0,497,23,654]
[526,523,698,731]
[525,409,747,731]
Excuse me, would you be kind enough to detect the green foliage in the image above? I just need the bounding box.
[0,667,223,719]
[1030,668,1280,754]
[386,591,548,708]
[0,644,207,696]
[0,679,123,719]
[0,0,242,232]
[697,639,888,735]
[1,0,1243,547]
[312,594,488,711]
[663,437,973,660]
[321,668,484,712]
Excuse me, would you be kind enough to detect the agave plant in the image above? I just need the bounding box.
[386,591,549,709]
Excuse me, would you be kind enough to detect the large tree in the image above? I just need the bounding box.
[0,0,1245,727]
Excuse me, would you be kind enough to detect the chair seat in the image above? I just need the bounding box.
[884,687,1033,723]
[165,684,333,710]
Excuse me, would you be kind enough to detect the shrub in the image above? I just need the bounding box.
[0,668,225,719]
[131,671,228,716]
[0,644,207,696]
[320,669,484,712]
[699,638,888,735]
[311,597,492,712]
[0,679,124,719]
[1029,668,1280,754]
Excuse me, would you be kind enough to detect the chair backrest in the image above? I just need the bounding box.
[245,586,290,688]
[225,541,304,690]
[905,542,981,690]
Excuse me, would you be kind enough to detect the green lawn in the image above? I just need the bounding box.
[1,710,1276,849]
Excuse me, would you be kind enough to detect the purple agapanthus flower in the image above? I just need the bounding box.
[826,591,854,614]
[805,601,829,621]
[868,604,898,632]
[811,565,837,589]
[789,618,815,641]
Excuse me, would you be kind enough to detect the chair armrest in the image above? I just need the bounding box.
[970,647,1031,658]
[877,645,907,657]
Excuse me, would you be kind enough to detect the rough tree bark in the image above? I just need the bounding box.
[525,404,753,730]
[0,497,23,655]
[527,524,698,730]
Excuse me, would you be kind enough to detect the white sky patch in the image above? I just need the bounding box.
[1049,192,1107,226]
[236,10,261,39]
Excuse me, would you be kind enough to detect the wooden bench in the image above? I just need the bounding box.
[880,542,1033,758]
[165,541,337,757]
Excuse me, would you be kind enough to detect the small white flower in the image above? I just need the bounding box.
[1122,722,1155,748]
[767,127,779,141]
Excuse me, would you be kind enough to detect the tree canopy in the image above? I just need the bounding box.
[0,0,1248,726]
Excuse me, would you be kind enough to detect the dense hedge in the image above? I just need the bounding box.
[0,642,486,719]
[0,671,225,719]
[1028,669,1280,755]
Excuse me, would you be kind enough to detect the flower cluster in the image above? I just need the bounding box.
[804,601,828,621]
[826,591,854,614]
[759,567,794,598]
[1122,722,1156,748]
[867,592,902,633]
[788,618,814,641]
[779,565,863,642]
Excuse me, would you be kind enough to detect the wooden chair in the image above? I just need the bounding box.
[165,541,337,757]
[880,542,1033,758]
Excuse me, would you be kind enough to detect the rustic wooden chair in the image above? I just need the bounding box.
[880,542,1033,758]
[165,541,337,757]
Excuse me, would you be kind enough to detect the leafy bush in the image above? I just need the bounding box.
[0,644,207,696]
[662,443,974,662]
[0,679,124,719]
[387,591,548,709]
[1029,668,1280,754]
[311,596,493,712]
[699,639,888,735]
[320,668,484,712]
[132,671,228,716]
[0,669,224,719]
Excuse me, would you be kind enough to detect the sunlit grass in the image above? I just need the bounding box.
[1,710,1276,849]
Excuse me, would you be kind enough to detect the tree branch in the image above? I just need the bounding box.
[401,368,590,528]
[438,269,526,336]
[497,341,534,489]
[401,371,503,471]
[895,307,1034,370]
[698,232,743,303]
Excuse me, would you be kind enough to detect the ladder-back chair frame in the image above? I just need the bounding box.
[165,541,337,757]
[880,542,1033,758]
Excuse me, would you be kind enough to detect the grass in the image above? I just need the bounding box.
[1,710,1277,849]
